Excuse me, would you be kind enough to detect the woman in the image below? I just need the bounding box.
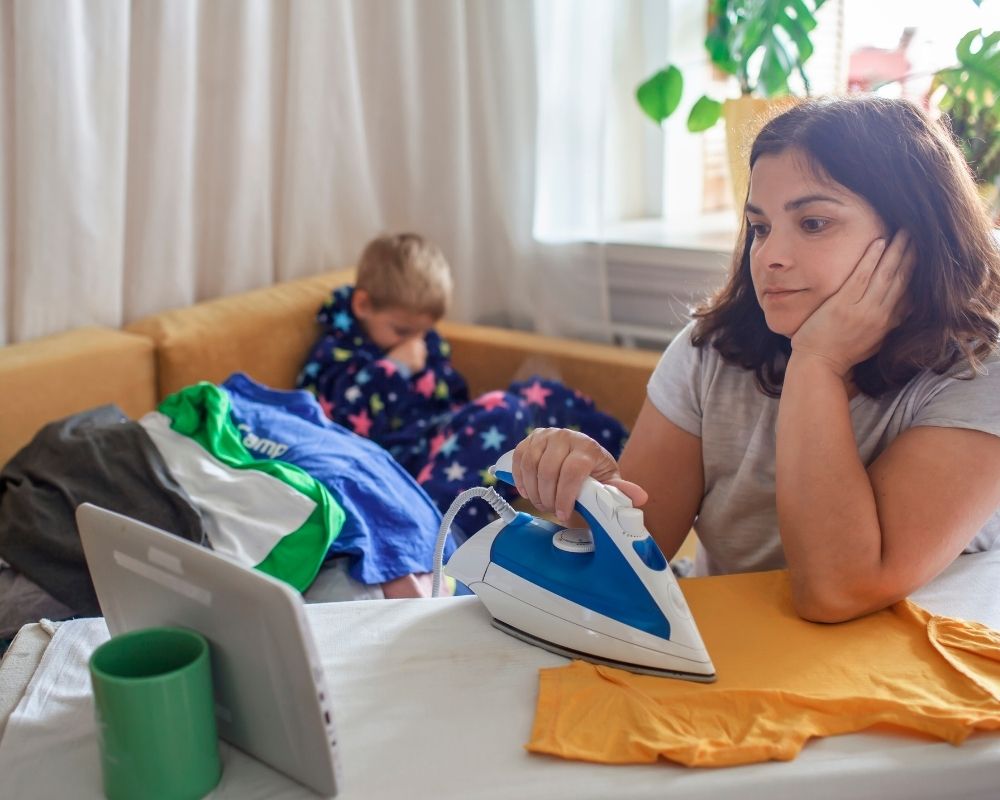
[513,96,1000,623]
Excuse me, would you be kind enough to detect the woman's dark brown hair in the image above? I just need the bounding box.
[692,95,1000,397]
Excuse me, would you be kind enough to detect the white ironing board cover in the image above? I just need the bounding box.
[0,550,998,800]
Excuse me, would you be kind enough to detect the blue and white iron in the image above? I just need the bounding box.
[441,450,716,682]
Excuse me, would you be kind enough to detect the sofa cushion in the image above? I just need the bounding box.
[439,321,659,429]
[0,328,156,467]
[128,266,659,427]
[127,269,354,398]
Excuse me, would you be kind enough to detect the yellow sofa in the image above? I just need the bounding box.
[1,267,661,469]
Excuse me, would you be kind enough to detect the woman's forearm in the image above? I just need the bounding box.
[776,353,885,620]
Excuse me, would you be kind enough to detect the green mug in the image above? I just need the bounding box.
[89,627,222,800]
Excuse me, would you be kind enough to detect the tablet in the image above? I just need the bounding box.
[76,503,340,797]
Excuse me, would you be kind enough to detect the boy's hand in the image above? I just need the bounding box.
[791,230,913,377]
[388,337,428,374]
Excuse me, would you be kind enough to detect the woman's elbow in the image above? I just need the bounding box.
[789,581,885,624]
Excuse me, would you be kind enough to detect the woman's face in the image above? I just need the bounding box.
[746,149,889,338]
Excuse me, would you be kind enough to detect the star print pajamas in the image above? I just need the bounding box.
[417,381,627,540]
[297,286,469,476]
[297,286,628,540]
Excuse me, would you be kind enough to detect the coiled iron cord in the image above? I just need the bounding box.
[431,487,518,598]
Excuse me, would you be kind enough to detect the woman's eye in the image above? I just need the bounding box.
[748,222,769,238]
[801,218,829,233]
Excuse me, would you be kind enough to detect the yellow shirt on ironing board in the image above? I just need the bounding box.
[527,569,1000,767]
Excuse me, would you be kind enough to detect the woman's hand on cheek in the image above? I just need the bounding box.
[791,230,913,377]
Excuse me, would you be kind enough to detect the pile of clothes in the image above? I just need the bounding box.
[0,373,448,642]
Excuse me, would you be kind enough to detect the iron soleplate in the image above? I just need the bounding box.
[492,618,717,683]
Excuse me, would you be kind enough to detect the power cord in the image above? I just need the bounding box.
[431,487,518,597]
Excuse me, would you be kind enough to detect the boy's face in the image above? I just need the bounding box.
[352,289,437,351]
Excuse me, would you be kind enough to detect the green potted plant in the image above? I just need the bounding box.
[931,28,1000,215]
[637,0,828,132]
[635,0,828,209]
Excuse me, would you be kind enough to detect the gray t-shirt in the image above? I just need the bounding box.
[648,323,1000,577]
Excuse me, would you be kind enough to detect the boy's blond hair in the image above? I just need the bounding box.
[355,233,453,319]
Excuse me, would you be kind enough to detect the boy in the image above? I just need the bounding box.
[297,233,469,475]
[298,232,627,538]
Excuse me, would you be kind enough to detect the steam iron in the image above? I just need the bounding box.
[444,450,716,682]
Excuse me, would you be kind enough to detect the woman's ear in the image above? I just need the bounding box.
[351,288,372,320]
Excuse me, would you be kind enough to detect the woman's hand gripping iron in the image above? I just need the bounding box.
[442,450,716,681]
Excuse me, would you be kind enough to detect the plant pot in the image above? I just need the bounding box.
[723,96,798,218]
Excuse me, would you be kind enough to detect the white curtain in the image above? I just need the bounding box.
[2,0,624,347]
[524,0,615,340]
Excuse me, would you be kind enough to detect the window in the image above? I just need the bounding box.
[843,1,1000,102]
[633,0,999,239]
[532,1,999,251]
[659,0,845,237]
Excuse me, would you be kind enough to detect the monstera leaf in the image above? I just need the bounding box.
[936,29,1000,109]
[635,0,826,133]
[710,0,826,96]
[934,29,1000,185]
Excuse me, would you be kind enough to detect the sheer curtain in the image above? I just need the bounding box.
[528,0,617,340]
[2,0,600,346]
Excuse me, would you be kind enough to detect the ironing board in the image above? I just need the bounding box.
[1,550,999,799]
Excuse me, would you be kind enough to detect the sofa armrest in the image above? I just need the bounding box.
[438,321,659,428]
[0,328,156,466]
[127,269,355,398]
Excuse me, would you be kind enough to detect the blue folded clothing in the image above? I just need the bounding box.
[223,373,453,585]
